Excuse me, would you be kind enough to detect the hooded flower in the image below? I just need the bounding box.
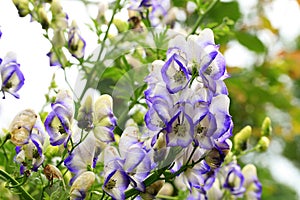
[68,20,86,59]
[222,163,246,197]
[0,52,25,99]
[44,89,74,146]
[102,124,153,199]
[242,164,262,200]
[77,94,116,142]
[70,171,95,200]
[64,132,105,185]
[172,144,211,192]
[10,109,46,174]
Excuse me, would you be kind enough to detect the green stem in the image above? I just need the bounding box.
[0,134,11,148]
[125,165,170,198]
[0,169,35,200]
[189,0,219,35]
[78,0,121,102]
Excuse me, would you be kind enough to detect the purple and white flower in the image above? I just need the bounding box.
[44,90,74,146]
[222,163,246,197]
[0,52,25,99]
[102,125,153,199]
[68,20,86,59]
[242,164,262,200]
[64,133,104,185]
[70,171,95,200]
[9,109,46,174]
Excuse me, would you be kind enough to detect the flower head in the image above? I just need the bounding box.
[44,90,74,146]
[242,164,262,200]
[0,52,25,99]
[10,109,46,174]
[64,133,104,185]
[68,21,86,59]
[222,163,246,197]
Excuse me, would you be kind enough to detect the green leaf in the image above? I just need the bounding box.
[235,31,266,53]
[204,1,241,24]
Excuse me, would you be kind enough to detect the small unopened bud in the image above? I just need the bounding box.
[157,182,174,196]
[50,0,63,14]
[131,110,144,125]
[153,134,166,150]
[44,144,59,157]
[12,0,30,17]
[70,171,95,200]
[261,117,272,137]
[44,164,63,183]
[77,95,94,131]
[38,7,50,30]
[234,126,252,153]
[140,180,164,200]
[255,136,270,152]
[52,29,66,47]
[97,1,108,21]
[113,19,128,33]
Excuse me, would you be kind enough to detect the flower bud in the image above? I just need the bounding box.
[70,171,95,200]
[113,19,128,33]
[77,95,94,131]
[44,144,59,157]
[12,0,30,17]
[261,117,272,137]
[234,125,252,153]
[50,0,63,15]
[97,1,108,22]
[52,29,66,48]
[140,180,164,200]
[44,164,63,183]
[242,164,262,199]
[38,7,50,30]
[255,136,270,152]
[9,109,38,146]
[68,20,86,59]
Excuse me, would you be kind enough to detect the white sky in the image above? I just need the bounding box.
[0,0,300,198]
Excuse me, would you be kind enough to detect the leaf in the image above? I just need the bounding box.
[204,1,241,24]
[235,31,266,53]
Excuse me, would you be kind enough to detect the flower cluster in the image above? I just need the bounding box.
[142,28,235,197]
[0,30,25,99]
[64,94,117,198]
[207,163,262,199]
[12,0,86,67]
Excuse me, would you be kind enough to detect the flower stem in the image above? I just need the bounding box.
[0,134,11,148]
[78,0,121,102]
[0,169,35,200]
[189,0,219,35]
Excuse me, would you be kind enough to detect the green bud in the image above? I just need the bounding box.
[44,145,59,157]
[131,110,144,125]
[113,19,128,33]
[38,7,50,30]
[50,0,63,15]
[234,125,252,153]
[255,136,270,152]
[261,117,272,137]
[13,0,30,17]
[52,30,66,47]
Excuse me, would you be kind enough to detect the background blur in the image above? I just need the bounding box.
[1,0,300,199]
